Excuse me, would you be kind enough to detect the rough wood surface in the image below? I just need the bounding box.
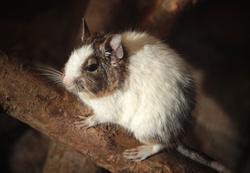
[0,52,214,172]
[42,141,103,173]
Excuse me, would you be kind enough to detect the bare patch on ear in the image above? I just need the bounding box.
[102,34,124,65]
[110,34,124,60]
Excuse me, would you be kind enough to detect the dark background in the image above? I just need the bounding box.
[0,0,250,172]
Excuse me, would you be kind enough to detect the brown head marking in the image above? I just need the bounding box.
[75,20,129,98]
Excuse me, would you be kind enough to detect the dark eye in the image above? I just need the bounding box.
[84,63,98,72]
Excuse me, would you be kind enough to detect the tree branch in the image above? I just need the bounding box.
[0,52,213,173]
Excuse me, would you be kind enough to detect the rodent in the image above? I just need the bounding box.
[44,19,232,173]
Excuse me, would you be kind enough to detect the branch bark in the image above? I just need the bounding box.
[0,52,214,173]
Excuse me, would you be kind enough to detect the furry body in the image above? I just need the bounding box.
[63,31,195,160]
[79,32,194,144]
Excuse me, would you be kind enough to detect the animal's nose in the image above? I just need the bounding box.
[62,78,75,89]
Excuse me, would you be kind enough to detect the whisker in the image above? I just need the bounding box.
[34,64,63,86]
[86,77,95,84]
[36,66,62,75]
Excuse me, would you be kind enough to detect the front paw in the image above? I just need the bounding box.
[74,115,98,130]
[123,146,151,162]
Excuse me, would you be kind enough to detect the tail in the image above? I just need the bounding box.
[177,144,233,173]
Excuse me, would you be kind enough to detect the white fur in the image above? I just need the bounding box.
[63,45,94,87]
[78,32,188,144]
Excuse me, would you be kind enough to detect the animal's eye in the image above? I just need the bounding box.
[84,63,98,72]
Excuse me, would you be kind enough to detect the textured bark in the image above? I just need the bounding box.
[42,141,103,173]
[0,52,214,173]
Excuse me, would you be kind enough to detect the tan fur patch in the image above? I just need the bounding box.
[121,32,159,57]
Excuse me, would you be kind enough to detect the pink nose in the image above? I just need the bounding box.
[63,79,75,89]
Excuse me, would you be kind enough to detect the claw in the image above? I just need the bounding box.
[76,115,87,120]
[74,115,98,130]
[123,144,164,162]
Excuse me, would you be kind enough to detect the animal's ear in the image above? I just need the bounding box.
[81,18,91,41]
[104,34,124,65]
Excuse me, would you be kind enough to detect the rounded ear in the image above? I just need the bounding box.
[81,18,91,41]
[104,34,124,65]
